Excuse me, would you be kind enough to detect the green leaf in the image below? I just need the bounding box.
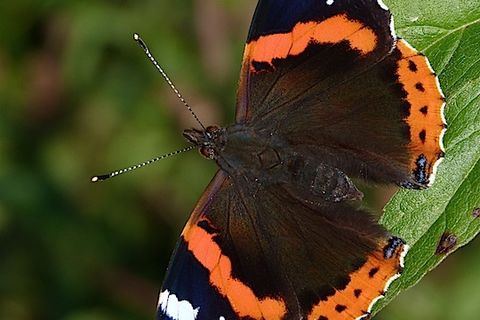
[375,0,480,314]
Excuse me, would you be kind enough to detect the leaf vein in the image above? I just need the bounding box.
[420,17,480,51]
[448,57,480,94]
[436,28,465,76]
[447,92,480,130]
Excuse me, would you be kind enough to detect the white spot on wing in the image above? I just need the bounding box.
[400,244,409,268]
[383,0,396,52]
[366,294,385,314]
[383,272,401,292]
[389,15,397,40]
[158,289,199,320]
[376,0,389,10]
[159,290,169,308]
[440,101,448,130]
[326,0,334,5]
[428,150,445,187]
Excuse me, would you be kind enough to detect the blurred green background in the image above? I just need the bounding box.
[1,0,478,319]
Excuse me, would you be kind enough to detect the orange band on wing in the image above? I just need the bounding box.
[245,14,377,71]
[308,241,405,320]
[182,219,287,319]
[396,39,446,183]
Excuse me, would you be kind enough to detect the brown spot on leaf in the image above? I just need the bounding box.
[435,232,457,255]
[473,208,480,218]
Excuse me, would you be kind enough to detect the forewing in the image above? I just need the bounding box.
[157,171,237,320]
[236,0,446,188]
[236,0,395,122]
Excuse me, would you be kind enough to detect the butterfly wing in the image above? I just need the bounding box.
[157,172,238,320]
[157,170,407,319]
[236,0,446,188]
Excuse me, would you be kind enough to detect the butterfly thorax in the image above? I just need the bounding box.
[184,124,284,172]
[184,124,362,203]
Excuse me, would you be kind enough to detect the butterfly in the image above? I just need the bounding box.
[156,0,446,319]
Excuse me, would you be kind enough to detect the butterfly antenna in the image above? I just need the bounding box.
[133,33,206,131]
[91,145,195,183]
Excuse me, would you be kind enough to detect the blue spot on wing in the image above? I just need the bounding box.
[158,239,237,320]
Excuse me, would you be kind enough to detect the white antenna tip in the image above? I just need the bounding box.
[91,176,99,183]
[133,33,140,41]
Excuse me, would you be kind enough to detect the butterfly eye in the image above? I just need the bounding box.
[205,125,221,137]
[200,146,216,160]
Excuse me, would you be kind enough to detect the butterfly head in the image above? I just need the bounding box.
[183,126,226,160]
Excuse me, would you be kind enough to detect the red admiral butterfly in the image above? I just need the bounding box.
[152,0,446,319]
